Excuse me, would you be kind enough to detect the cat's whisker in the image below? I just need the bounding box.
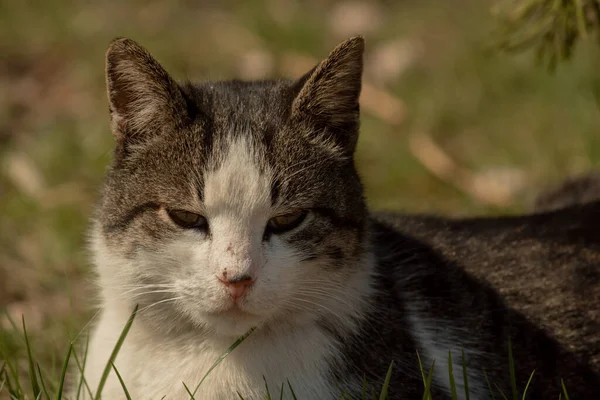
[118,286,178,297]
[292,286,355,298]
[284,293,382,341]
[278,299,319,313]
[119,290,180,302]
[293,280,356,289]
[293,290,368,305]
[289,287,371,308]
[116,283,178,292]
[137,297,185,315]
[293,284,367,298]
[101,282,177,291]
[278,301,346,321]
[287,297,339,317]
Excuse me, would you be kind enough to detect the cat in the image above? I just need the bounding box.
[73,36,600,399]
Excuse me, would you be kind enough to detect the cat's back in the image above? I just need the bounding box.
[372,202,600,372]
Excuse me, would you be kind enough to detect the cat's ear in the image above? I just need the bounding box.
[105,38,190,144]
[291,36,364,154]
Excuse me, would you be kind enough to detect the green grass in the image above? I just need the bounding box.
[1,0,599,398]
[0,308,571,399]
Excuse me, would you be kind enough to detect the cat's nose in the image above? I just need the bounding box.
[218,273,254,299]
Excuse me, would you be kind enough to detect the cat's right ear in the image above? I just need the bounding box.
[105,38,190,146]
[290,37,364,156]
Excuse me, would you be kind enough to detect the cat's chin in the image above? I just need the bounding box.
[200,310,263,338]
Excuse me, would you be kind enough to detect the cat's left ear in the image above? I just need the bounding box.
[105,38,191,147]
[291,37,364,155]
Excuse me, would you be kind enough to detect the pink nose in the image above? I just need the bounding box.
[218,274,254,300]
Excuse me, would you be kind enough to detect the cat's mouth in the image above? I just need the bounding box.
[199,302,264,336]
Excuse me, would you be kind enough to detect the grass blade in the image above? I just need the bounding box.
[461,348,470,400]
[36,363,50,400]
[560,379,570,400]
[49,344,58,391]
[191,327,255,397]
[55,343,73,400]
[0,361,6,393]
[22,316,41,399]
[279,382,284,400]
[74,333,94,400]
[0,346,22,397]
[94,304,138,400]
[521,370,535,400]
[263,376,272,400]
[378,361,394,400]
[4,374,19,399]
[483,369,497,400]
[416,351,434,400]
[0,363,6,395]
[1,365,15,398]
[3,309,51,387]
[111,362,132,400]
[237,391,245,399]
[448,351,458,400]
[494,383,509,400]
[421,361,435,400]
[416,351,427,387]
[182,382,195,399]
[287,379,298,400]
[507,338,518,400]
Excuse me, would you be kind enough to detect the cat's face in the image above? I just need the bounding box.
[93,37,369,337]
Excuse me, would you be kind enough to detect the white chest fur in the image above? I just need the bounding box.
[81,306,341,400]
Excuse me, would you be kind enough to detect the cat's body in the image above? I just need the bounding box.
[75,37,600,399]
[386,206,600,373]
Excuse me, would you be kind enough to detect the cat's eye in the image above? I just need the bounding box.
[167,209,207,230]
[267,210,308,234]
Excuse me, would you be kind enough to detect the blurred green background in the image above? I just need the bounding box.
[2,0,600,388]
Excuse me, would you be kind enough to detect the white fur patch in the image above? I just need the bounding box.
[177,136,302,337]
[202,136,272,285]
[405,305,490,400]
[79,302,340,400]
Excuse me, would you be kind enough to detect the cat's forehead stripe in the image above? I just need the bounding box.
[203,136,272,217]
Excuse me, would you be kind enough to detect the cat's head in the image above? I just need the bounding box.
[93,37,371,337]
